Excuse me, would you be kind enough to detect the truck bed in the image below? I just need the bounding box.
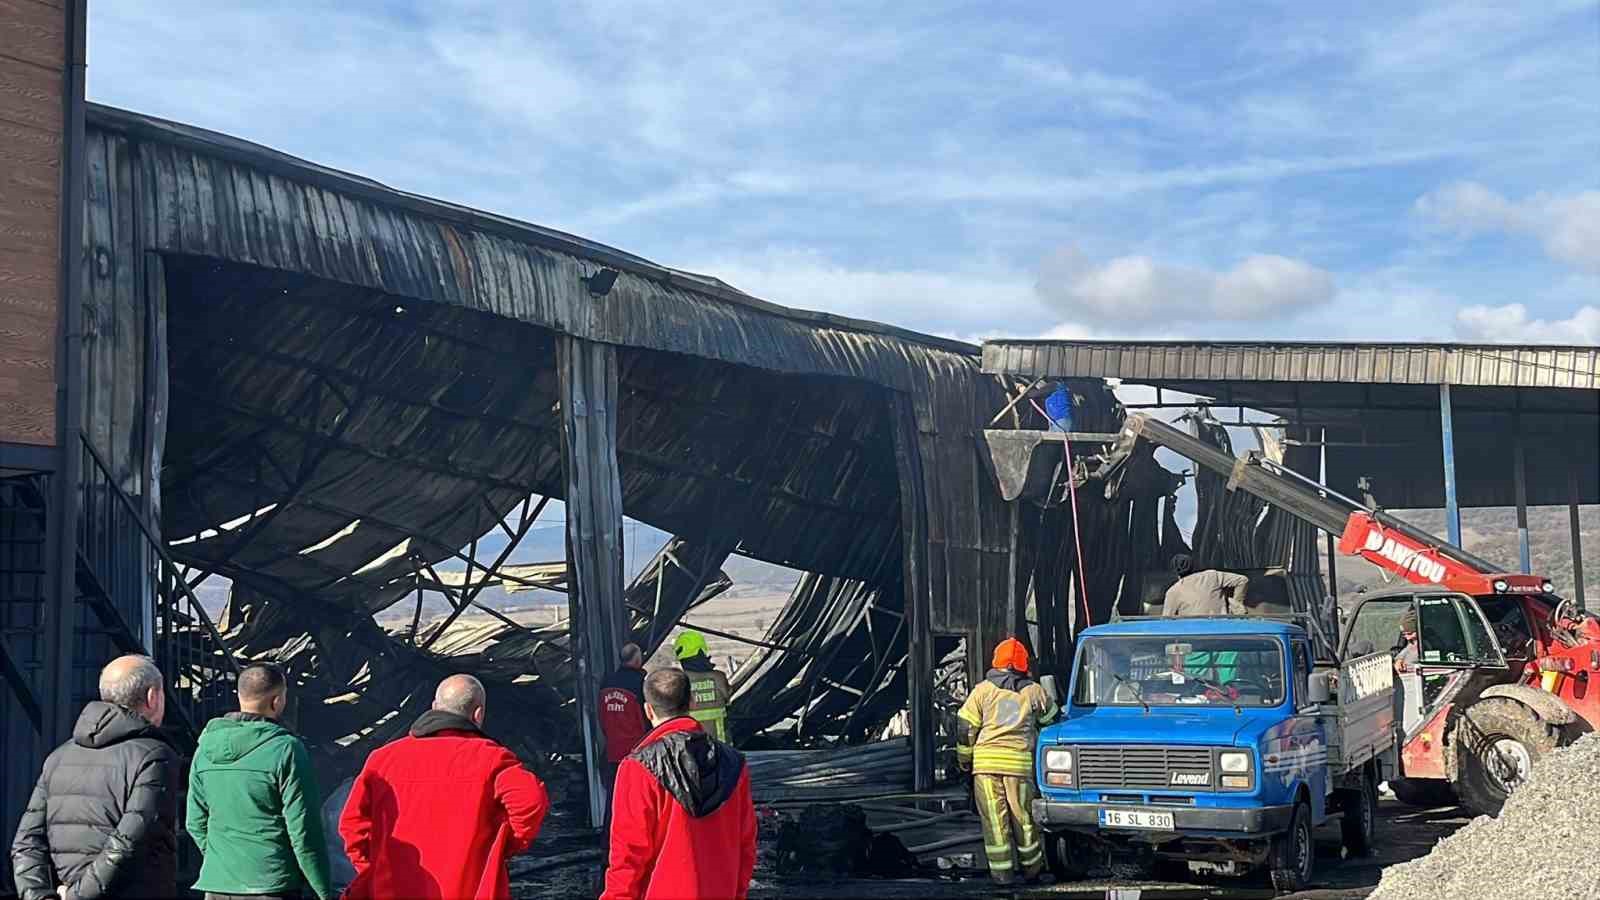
[1325,651,1398,776]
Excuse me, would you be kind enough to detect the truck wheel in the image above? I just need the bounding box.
[1043,833,1085,881]
[1338,771,1377,856]
[1388,777,1455,809]
[1269,801,1314,895]
[1451,698,1559,817]
[1107,849,1155,881]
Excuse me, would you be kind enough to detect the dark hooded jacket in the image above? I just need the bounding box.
[9,701,179,900]
[601,716,756,900]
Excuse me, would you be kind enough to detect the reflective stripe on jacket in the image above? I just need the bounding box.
[684,670,731,742]
[955,670,1057,777]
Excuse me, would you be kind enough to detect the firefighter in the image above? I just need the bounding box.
[956,637,1058,885]
[672,630,732,742]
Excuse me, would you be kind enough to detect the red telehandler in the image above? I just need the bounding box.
[1120,413,1600,816]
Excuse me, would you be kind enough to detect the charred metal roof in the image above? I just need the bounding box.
[981,339,1599,509]
[88,103,979,375]
[77,99,1038,780]
[81,102,1023,634]
[983,340,1600,391]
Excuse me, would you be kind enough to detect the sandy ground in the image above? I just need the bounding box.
[384,592,793,675]
[643,591,793,672]
[511,796,1469,899]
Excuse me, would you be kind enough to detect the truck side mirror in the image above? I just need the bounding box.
[1306,671,1333,705]
[1039,674,1060,705]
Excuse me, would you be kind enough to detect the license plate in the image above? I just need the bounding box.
[1098,808,1175,830]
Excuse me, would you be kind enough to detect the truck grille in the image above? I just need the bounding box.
[1076,745,1213,789]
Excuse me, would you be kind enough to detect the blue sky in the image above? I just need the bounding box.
[88,1,1599,345]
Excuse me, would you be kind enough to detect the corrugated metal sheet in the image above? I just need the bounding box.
[983,339,1599,508]
[83,104,1015,637]
[158,257,911,604]
[88,103,978,387]
[983,340,1600,390]
[77,103,1038,793]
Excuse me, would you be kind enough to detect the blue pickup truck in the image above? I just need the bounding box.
[1032,617,1398,893]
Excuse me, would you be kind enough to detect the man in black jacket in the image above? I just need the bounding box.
[10,654,180,900]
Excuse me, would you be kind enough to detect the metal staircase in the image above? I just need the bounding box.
[76,435,239,750]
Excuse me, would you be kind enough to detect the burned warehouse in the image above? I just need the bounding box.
[2,34,1597,893]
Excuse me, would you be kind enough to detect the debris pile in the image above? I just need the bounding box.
[773,804,874,876]
[746,739,914,804]
[768,800,975,880]
[1371,732,1600,900]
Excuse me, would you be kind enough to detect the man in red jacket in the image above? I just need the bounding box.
[339,674,549,899]
[603,669,757,900]
[598,642,651,815]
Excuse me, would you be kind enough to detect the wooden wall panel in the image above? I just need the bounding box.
[0,0,65,446]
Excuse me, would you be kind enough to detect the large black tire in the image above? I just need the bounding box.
[1389,777,1456,809]
[1269,801,1314,895]
[1043,832,1086,882]
[1338,771,1377,856]
[1450,698,1561,817]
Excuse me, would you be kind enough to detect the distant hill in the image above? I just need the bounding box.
[191,501,1596,623]
[195,517,802,621]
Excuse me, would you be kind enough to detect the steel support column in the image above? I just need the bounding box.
[558,335,627,829]
[1007,503,1025,642]
[1439,384,1462,548]
[1513,426,1531,574]
[1320,428,1338,596]
[888,392,933,792]
[1571,462,1588,611]
[44,0,90,748]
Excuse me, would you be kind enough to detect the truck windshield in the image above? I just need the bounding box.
[1073,636,1286,708]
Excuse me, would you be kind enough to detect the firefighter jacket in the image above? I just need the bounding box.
[680,655,732,742]
[956,670,1058,777]
[599,666,651,764]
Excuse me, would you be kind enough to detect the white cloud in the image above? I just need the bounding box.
[84,2,1597,351]
[1416,182,1600,273]
[686,249,1050,339]
[1000,56,1175,121]
[1035,247,1336,325]
[1455,303,1600,344]
[1038,322,1098,340]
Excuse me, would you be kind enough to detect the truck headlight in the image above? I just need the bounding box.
[1044,748,1073,771]
[1219,751,1251,774]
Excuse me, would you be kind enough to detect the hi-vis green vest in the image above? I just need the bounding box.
[956,675,1057,777]
[685,669,732,742]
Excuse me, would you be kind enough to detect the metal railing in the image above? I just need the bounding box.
[78,436,240,745]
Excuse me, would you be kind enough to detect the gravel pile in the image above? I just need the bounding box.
[1371,731,1600,900]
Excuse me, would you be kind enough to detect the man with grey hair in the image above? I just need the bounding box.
[339,674,548,899]
[11,655,179,900]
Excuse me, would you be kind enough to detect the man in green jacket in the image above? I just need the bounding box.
[187,663,334,900]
